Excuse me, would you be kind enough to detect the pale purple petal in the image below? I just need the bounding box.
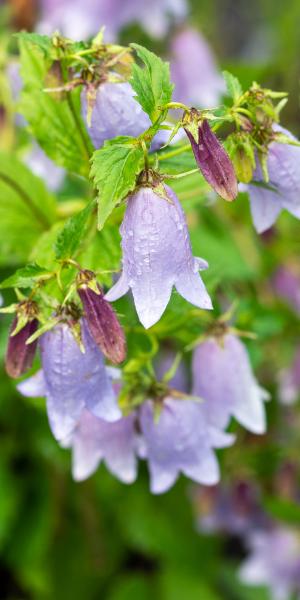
[81,82,151,149]
[139,397,229,494]
[278,347,300,405]
[192,334,267,434]
[71,410,137,483]
[272,266,300,315]
[17,369,47,397]
[40,320,120,440]
[170,28,225,107]
[239,528,300,600]
[248,185,282,233]
[106,185,212,328]
[25,143,65,191]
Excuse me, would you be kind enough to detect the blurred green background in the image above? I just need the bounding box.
[0,0,300,598]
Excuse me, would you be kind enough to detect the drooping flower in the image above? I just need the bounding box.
[192,332,268,434]
[272,265,300,316]
[77,270,126,364]
[184,116,238,201]
[278,346,300,405]
[242,126,300,233]
[194,481,268,536]
[5,302,38,379]
[105,184,212,329]
[18,319,121,441]
[239,527,300,600]
[138,397,234,494]
[81,81,172,151]
[38,0,187,41]
[170,27,225,107]
[66,409,137,483]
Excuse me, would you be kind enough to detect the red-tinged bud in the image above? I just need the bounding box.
[5,301,38,379]
[184,113,238,201]
[77,270,126,364]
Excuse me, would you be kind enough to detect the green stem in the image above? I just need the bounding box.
[163,101,190,111]
[157,143,191,161]
[0,172,51,229]
[163,168,199,180]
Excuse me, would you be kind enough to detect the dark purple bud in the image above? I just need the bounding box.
[5,302,38,379]
[77,270,126,364]
[184,114,238,201]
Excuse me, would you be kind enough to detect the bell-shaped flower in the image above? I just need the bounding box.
[192,333,268,434]
[81,81,172,151]
[239,527,300,600]
[65,409,137,483]
[242,126,300,233]
[272,265,300,316]
[105,184,212,329]
[170,27,225,107]
[278,346,300,405]
[18,319,121,441]
[138,397,234,494]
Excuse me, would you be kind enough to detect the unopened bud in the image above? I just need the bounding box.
[77,270,126,364]
[5,301,38,379]
[184,113,238,201]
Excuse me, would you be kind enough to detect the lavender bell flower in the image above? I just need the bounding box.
[278,346,300,405]
[272,265,300,316]
[138,397,234,494]
[81,82,170,152]
[18,319,121,441]
[66,409,137,483]
[77,270,126,364]
[239,527,300,600]
[242,126,300,233]
[38,0,187,41]
[184,116,238,201]
[192,333,268,434]
[170,28,225,107]
[105,183,212,329]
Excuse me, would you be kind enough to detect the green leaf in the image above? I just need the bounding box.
[223,70,243,103]
[130,43,174,124]
[17,32,92,176]
[0,263,51,289]
[54,200,95,260]
[90,137,144,229]
[264,496,300,525]
[0,152,56,265]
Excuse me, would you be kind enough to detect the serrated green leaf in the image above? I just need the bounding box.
[90,137,144,229]
[0,263,51,289]
[0,152,56,265]
[17,32,92,176]
[130,43,174,124]
[223,70,243,103]
[54,199,95,260]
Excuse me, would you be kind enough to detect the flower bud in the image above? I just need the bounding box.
[5,301,38,379]
[184,113,238,201]
[77,270,126,364]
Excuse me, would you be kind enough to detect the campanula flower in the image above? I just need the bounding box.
[138,397,234,494]
[66,409,137,483]
[105,184,212,329]
[243,126,300,233]
[192,333,268,434]
[18,319,121,441]
[170,27,225,107]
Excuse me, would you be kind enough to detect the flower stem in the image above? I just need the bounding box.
[157,143,191,161]
[163,168,199,180]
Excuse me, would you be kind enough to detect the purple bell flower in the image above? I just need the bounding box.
[272,265,300,316]
[138,397,234,494]
[192,333,268,434]
[170,27,225,107]
[242,126,300,233]
[239,527,300,600]
[105,184,212,329]
[66,409,137,483]
[18,319,121,441]
[278,346,300,406]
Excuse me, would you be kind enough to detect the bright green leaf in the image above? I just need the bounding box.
[223,70,243,103]
[130,43,174,124]
[0,263,51,289]
[54,199,95,260]
[90,136,144,229]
